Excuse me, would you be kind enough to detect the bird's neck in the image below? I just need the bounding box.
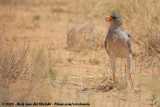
[109,23,123,30]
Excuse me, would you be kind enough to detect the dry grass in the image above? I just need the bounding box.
[28,45,56,102]
[81,0,160,54]
[0,44,58,102]
[0,0,160,106]
[146,36,160,56]
[78,0,160,105]
[0,44,31,102]
[67,22,104,51]
[0,0,17,22]
[0,44,30,80]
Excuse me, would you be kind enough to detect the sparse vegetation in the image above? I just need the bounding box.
[0,0,160,106]
[49,68,58,81]
[67,22,103,51]
[150,94,160,107]
[89,58,100,65]
[30,45,56,101]
[0,44,31,80]
[32,15,40,21]
[117,78,128,91]
[0,44,31,102]
[146,36,160,56]
[81,0,160,56]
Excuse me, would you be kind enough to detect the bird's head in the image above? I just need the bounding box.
[106,13,123,28]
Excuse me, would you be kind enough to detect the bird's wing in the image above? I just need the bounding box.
[125,32,134,53]
[104,39,109,55]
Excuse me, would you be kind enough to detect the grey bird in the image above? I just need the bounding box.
[104,13,134,87]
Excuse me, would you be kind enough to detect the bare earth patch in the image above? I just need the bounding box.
[0,0,160,107]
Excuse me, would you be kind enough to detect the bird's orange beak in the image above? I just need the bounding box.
[106,16,113,22]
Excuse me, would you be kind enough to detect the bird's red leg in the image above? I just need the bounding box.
[127,54,133,88]
[129,73,133,88]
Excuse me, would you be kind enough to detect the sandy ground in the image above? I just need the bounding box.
[0,0,160,107]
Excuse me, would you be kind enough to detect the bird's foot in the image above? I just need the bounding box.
[133,86,142,93]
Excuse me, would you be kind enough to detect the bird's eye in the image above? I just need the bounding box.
[112,17,117,19]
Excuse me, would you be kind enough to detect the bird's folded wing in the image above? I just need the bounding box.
[125,32,134,53]
[104,40,109,55]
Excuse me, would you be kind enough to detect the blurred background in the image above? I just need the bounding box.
[0,0,160,106]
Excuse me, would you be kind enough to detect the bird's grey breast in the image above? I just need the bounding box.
[105,28,129,57]
[106,28,126,43]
